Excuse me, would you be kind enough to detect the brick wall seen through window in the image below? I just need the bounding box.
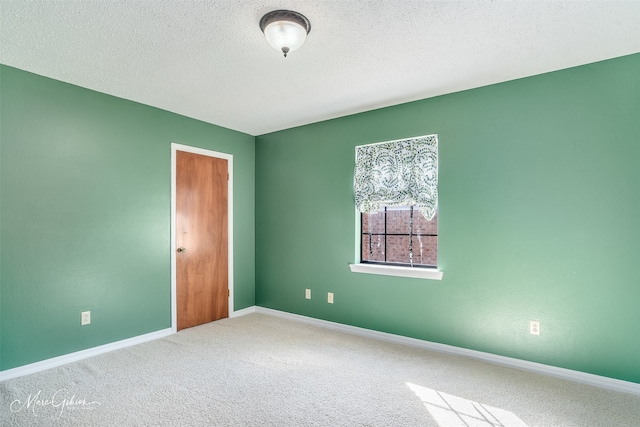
[361,207,437,267]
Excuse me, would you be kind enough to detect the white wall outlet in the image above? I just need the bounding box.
[328,292,334,304]
[81,311,91,326]
[305,289,311,299]
[530,320,540,335]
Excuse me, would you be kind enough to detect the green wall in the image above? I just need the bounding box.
[0,65,255,370]
[255,53,640,383]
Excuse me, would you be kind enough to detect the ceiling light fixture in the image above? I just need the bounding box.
[259,10,311,57]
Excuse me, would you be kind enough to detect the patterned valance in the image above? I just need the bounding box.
[354,135,438,220]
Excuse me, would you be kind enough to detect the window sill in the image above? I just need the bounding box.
[349,263,443,280]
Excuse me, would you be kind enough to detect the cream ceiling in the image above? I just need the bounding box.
[1,1,639,135]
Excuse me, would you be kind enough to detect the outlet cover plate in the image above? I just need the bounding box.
[530,320,540,335]
[81,311,91,326]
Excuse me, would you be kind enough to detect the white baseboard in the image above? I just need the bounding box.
[254,306,640,396]
[0,328,173,382]
[230,306,257,318]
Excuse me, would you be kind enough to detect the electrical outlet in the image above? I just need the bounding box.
[530,320,540,335]
[305,289,311,299]
[81,311,91,326]
[328,292,334,304]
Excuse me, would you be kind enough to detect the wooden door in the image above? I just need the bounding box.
[176,150,228,330]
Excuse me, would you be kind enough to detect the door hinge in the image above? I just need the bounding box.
[228,289,230,297]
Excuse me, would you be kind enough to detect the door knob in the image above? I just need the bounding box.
[177,247,187,253]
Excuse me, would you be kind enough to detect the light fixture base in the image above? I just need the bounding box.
[259,10,311,35]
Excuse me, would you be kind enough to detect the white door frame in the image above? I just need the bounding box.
[170,143,234,333]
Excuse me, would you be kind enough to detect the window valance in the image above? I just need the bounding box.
[354,135,438,220]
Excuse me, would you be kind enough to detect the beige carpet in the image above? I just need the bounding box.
[1,313,639,426]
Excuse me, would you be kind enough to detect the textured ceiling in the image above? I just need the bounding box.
[1,1,639,136]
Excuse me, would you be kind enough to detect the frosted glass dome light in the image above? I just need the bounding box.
[260,10,311,57]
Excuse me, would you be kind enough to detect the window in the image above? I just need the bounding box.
[361,206,437,267]
[350,134,442,280]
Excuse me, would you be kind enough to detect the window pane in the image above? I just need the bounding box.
[362,210,385,233]
[414,211,437,236]
[412,235,437,266]
[361,233,385,262]
[386,235,411,263]
[386,207,410,234]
